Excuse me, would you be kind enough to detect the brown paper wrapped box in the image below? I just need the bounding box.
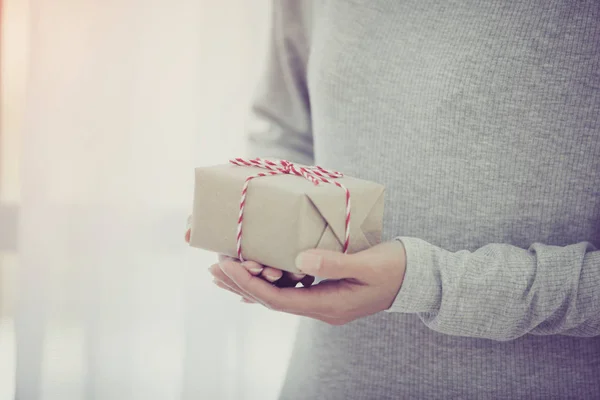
[188,163,385,273]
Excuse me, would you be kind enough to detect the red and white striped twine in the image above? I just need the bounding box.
[229,157,351,262]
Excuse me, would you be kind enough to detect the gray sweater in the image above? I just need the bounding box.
[247,1,600,398]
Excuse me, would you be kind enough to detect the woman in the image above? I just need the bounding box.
[193,1,600,398]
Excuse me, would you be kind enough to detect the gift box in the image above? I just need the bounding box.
[188,159,385,273]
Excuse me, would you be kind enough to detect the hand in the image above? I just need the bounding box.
[184,226,313,297]
[209,241,407,325]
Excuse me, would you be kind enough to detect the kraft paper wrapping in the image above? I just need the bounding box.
[188,164,385,273]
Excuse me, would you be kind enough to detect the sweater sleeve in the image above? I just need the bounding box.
[388,237,600,340]
[245,0,314,165]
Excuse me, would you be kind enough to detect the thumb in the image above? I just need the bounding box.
[295,249,364,280]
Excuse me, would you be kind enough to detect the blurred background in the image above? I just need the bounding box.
[0,1,300,399]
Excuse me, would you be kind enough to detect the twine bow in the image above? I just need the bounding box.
[229,157,351,262]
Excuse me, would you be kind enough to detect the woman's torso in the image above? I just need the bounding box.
[281,1,600,398]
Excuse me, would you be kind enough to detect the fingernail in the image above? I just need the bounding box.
[241,261,263,274]
[295,252,322,274]
[290,273,306,280]
[240,297,255,304]
[264,273,280,282]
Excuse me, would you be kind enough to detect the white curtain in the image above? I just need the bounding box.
[16,1,299,399]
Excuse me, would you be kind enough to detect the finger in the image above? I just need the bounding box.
[219,257,276,280]
[294,249,367,280]
[209,263,259,302]
[210,265,244,294]
[185,215,192,243]
[219,259,352,316]
[214,279,256,303]
[213,278,242,296]
[240,260,264,276]
[261,266,283,283]
[289,272,306,281]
